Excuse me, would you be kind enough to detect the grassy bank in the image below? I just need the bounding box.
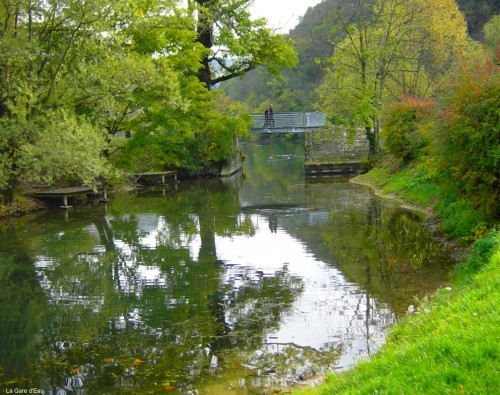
[294,168,500,394]
[354,166,494,242]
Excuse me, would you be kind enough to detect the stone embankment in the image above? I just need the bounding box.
[304,126,369,175]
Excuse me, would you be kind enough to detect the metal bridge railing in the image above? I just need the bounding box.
[251,112,307,129]
[250,112,326,130]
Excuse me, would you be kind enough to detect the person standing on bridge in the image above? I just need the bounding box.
[264,106,270,127]
[268,104,274,127]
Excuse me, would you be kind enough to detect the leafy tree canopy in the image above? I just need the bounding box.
[1,0,291,205]
[189,0,297,88]
[316,0,469,154]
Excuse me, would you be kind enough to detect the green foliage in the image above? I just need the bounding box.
[221,0,345,112]
[435,197,488,240]
[192,0,297,88]
[382,97,435,163]
[72,54,186,136]
[0,196,45,218]
[456,229,500,284]
[432,57,500,218]
[372,41,499,237]
[0,0,139,202]
[483,14,500,56]
[0,0,259,205]
[19,110,116,187]
[317,0,469,155]
[115,80,251,174]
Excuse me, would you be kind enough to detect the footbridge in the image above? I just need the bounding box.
[246,111,369,176]
[251,112,326,133]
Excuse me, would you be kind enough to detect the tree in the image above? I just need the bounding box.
[483,14,500,58]
[116,74,252,175]
[0,0,138,204]
[220,0,351,113]
[318,0,409,153]
[188,0,297,89]
[317,0,469,155]
[1,0,292,206]
[0,0,191,205]
[432,54,500,218]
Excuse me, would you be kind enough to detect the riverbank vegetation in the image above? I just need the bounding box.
[286,3,499,394]
[0,0,296,208]
[362,29,499,240]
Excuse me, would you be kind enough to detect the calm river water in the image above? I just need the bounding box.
[0,143,453,394]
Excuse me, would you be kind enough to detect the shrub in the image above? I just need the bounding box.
[382,96,435,163]
[435,198,488,240]
[456,229,500,284]
[432,58,500,219]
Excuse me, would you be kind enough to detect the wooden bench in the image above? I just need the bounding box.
[134,171,177,185]
[34,186,108,209]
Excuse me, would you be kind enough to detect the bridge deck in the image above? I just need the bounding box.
[134,171,177,185]
[34,186,108,208]
[251,112,326,133]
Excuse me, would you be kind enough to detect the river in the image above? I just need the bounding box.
[0,143,453,394]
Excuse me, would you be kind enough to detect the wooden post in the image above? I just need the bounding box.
[61,195,72,209]
[100,187,110,202]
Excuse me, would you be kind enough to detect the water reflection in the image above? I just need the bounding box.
[0,143,453,394]
[0,227,48,381]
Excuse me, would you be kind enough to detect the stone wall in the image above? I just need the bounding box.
[220,150,243,177]
[304,126,369,175]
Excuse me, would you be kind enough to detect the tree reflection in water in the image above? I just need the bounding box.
[0,144,453,394]
[0,180,310,393]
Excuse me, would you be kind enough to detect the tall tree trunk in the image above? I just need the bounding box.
[1,188,15,207]
[359,26,377,156]
[195,0,213,89]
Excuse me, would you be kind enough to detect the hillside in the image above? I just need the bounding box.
[220,0,498,112]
